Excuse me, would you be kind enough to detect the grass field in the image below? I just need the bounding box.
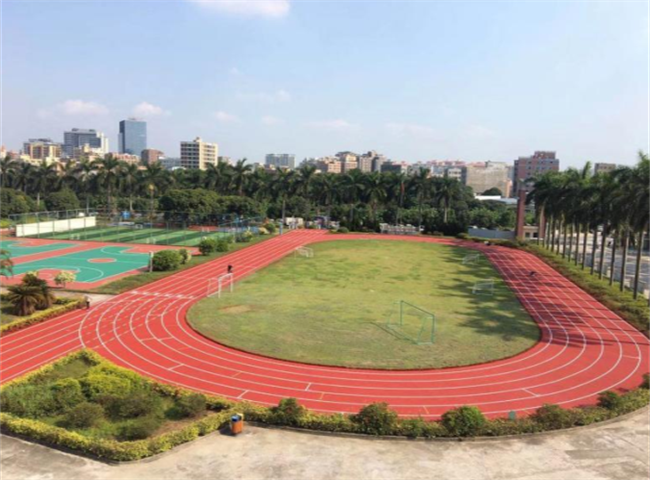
[36,225,233,247]
[188,240,540,369]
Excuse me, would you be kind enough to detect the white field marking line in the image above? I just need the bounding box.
[523,388,540,397]
[161,237,574,385]
[238,391,248,399]
[159,240,632,404]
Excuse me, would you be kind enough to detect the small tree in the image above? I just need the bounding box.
[54,271,76,288]
[352,402,398,435]
[198,238,218,256]
[151,250,182,271]
[6,285,43,316]
[0,249,13,278]
[178,248,191,265]
[441,406,486,437]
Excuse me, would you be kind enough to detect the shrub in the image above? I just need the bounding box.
[456,233,470,240]
[51,378,85,412]
[258,227,269,235]
[263,222,276,234]
[215,238,230,252]
[175,393,207,418]
[641,373,649,389]
[235,231,253,243]
[597,391,624,411]
[54,271,76,288]
[337,227,349,234]
[352,402,398,435]
[441,406,486,437]
[178,249,191,265]
[198,238,218,256]
[80,374,132,401]
[118,415,162,441]
[0,298,84,335]
[63,402,105,429]
[103,391,164,419]
[271,398,306,426]
[532,404,574,430]
[432,231,444,236]
[0,384,56,418]
[151,250,182,272]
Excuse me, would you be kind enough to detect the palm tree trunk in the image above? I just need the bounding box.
[567,223,573,260]
[562,222,568,259]
[633,228,646,299]
[598,228,607,279]
[574,223,580,265]
[551,218,557,253]
[609,233,617,286]
[590,228,598,274]
[36,192,41,209]
[581,225,589,269]
[619,230,629,291]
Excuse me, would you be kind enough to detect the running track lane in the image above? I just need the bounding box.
[1,230,648,419]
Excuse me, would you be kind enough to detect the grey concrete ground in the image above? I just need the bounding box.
[2,408,648,480]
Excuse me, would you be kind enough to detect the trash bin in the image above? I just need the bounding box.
[230,413,244,435]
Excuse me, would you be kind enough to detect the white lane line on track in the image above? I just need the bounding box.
[523,388,540,397]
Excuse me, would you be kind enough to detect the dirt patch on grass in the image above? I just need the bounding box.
[219,305,253,315]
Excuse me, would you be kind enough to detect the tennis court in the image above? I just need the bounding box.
[36,225,235,247]
[0,240,78,258]
[10,246,150,284]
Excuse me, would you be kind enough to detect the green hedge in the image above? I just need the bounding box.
[2,350,648,462]
[0,298,84,335]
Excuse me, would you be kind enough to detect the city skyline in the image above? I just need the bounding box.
[3,1,647,167]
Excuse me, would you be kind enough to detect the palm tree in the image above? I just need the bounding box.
[341,169,366,227]
[119,162,141,212]
[31,160,58,208]
[6,285,43,316]
[270,169,296,229]
[21,272,55,309]
[296,164,318,215]
[364,172,388,225]
[313,174,338,221]
[434,174,462,224]
[627,152,650,298]
[231,159,252,196]
[58,160,79,192]
[409,168,430,228]
[0,249,13,277]
[74,157,95,213]
[93,154,121,214]
[140,162,169,218]
[0,156,17,188]
[12,162,33,195]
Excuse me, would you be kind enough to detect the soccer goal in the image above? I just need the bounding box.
[462,253,480,265]
[207,273,234,298]
[294,246,314,258]
[384,300,435,345]
[472,279,495,295]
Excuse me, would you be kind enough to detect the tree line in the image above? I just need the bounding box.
[0,154,516,235]
[528,152,649,299]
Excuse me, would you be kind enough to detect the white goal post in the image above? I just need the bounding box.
[462,253,480,265]
[207,273,234,298]
[294,246,314,258]
[472,279,495,295]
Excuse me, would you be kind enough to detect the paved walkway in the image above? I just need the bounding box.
[2,408,648,480]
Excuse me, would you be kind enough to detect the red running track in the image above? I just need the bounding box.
[1,230,648,419]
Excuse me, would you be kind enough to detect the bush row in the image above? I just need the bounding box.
[2,350,648,461]
[0,298,84,335]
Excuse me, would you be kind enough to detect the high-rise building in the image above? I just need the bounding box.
[63,128,108,158]
[22,138,62,161]
[141,149,164,164]
[594,162,617,174]
[265,154,295,169]
[513,151,559,194]
[180,137,218,170]
[465,161,512,197]
[118,119,147,156]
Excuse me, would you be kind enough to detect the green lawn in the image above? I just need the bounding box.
[188,240,540,369]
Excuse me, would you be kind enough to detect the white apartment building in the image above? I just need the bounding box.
[180,137,219,170]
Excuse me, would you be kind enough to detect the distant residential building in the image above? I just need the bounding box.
[141,149,164,164]
[71,144,104,161]
[180,137,218,170]
[310,157,342,174]
[356,150,386,173]
[112,153,140,165]
[63,128,108,157]
[22,138,62,161]
[118,119,147,156]
[408,160,467,179]
[465,161,512,197]
[160,157,182,170]
[381,161,409,174]
[594,162,617,174]
[513,151,559,194]
[265,154,295,169]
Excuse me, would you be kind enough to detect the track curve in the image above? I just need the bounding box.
[1,230,648,419]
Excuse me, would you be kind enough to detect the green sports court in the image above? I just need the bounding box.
[0,240,78,258]
[10,246,150,284]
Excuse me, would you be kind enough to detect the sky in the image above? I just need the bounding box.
[2,0,648,168]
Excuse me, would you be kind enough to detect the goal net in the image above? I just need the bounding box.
[472,279,495,295]
[207,273,234,298]
[462,253,480,265]
[384,300,435,345]
[294,246,314,258]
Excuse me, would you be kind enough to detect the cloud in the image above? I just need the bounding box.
[236,89,291,103]
[38,99,109,118]
[188,0,290,17]
[385,122,437,138]
[213,111,240,123]
[307,119,358,130]
[261,115,283,125]
[132,101,170,117]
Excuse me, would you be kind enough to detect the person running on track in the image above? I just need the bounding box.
[227,265,233,275]
[84,295,91,310]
